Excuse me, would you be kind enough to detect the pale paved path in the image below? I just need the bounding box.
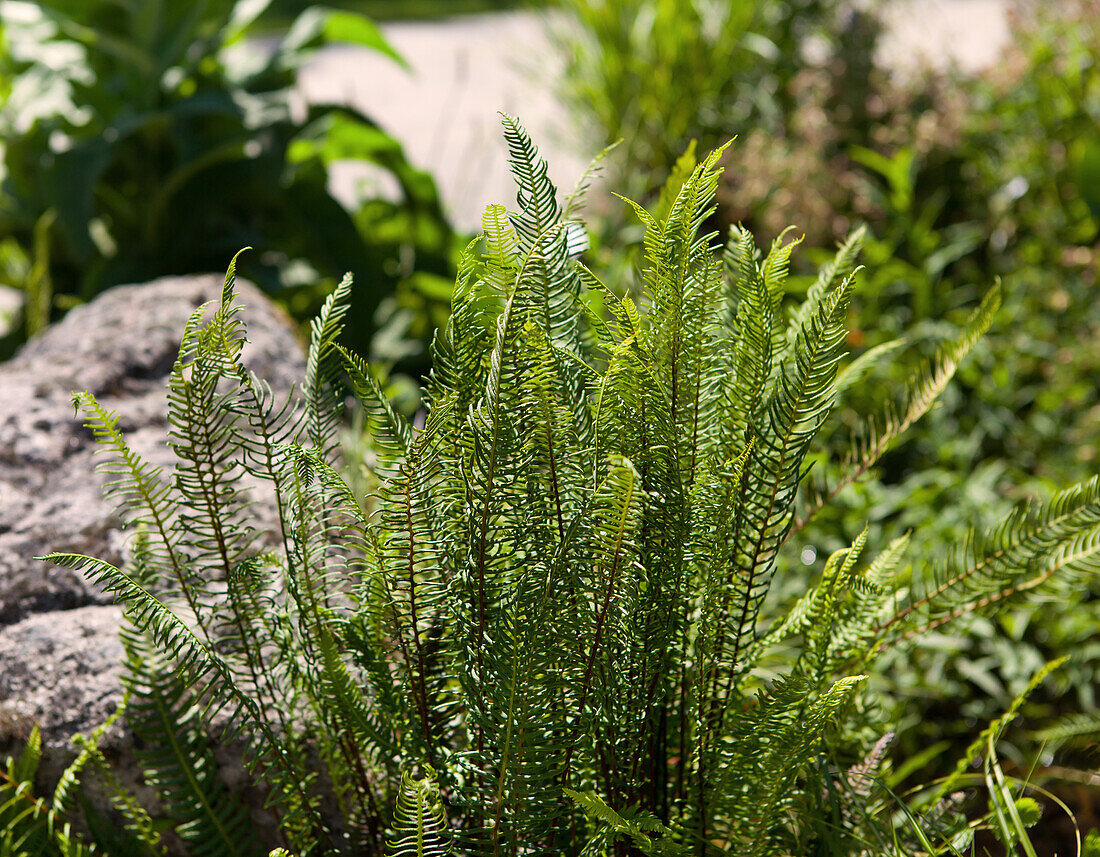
[299,1,1013,232]
[876,0,1012,74]
[299,11,588,232]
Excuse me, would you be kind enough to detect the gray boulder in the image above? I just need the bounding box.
[0,275,303,626]
[0,275,304,823]
[0,604,125,760]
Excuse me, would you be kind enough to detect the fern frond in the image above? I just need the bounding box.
[724,226,772,446]
[723,264,852,678]
[879,476,1100,640]
[426,237,492,415]
[304,272,354,457]
[929,657,1065,807]
[502,114,592,455]
[70,392,201,633]
[386,769,451,857]
[119,624,264,857]
[630,143,729,476]
[39,552,333,851]
[0,726,95,857]
[165,287,257,598]
[564,789,682,856]
[563,138,621,219]
[710,675,866,854]
[795,282,1001,534]
[1033,711,1100,747]
[784,225,865,350]
[340,344,415,467]
[500,115,578,346]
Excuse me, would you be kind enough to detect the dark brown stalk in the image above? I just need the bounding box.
[403,466,435,757]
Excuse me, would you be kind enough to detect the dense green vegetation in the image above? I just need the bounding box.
[2,0,1099,852]
[3,119,1098,855]
[556,0,834,202]
[558,1,1100,832]
[266,0,540,25]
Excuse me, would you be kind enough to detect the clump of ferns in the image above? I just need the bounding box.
[12,116,1098,857]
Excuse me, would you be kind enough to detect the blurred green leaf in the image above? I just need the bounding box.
[281,6,407,68]
[1071,137,1100,222]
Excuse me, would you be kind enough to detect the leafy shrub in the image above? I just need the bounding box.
[8,120,1099,855]
[555,0,835,201]
[721,1,1099,334]
[0,0,456,359]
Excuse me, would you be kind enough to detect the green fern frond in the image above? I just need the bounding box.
[164,278,259,627]
[931,657,1065,807]
[564,789,682,856]
[563,138,621,219]
[711,675,866,855]
[724,226,773,447]
[724,258,852,674]
[500,114,580,351]
[305,272,354,457]
[340,344,415,466]
[1033,711,1100,747]
[784,225,865,349]
[427,237,493,419]
[70,393,198,629]
[39,552,333,851]
[879,475,1100,640]
[386,769,451,857]
[119,622,264,857]
[0,726,95,857]
[796,281,1001,534]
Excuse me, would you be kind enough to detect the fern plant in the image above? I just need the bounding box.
[22,117,1100,856]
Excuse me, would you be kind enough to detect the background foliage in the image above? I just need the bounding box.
[1,0,1099,851]
[555,0,835,203]
[0,0,457,360]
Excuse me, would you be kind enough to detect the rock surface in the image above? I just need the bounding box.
[0,274,304,776]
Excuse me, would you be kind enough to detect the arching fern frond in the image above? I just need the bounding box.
[795,281,1001,535]
[878,475,1100,641]
[38,552,333,852]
